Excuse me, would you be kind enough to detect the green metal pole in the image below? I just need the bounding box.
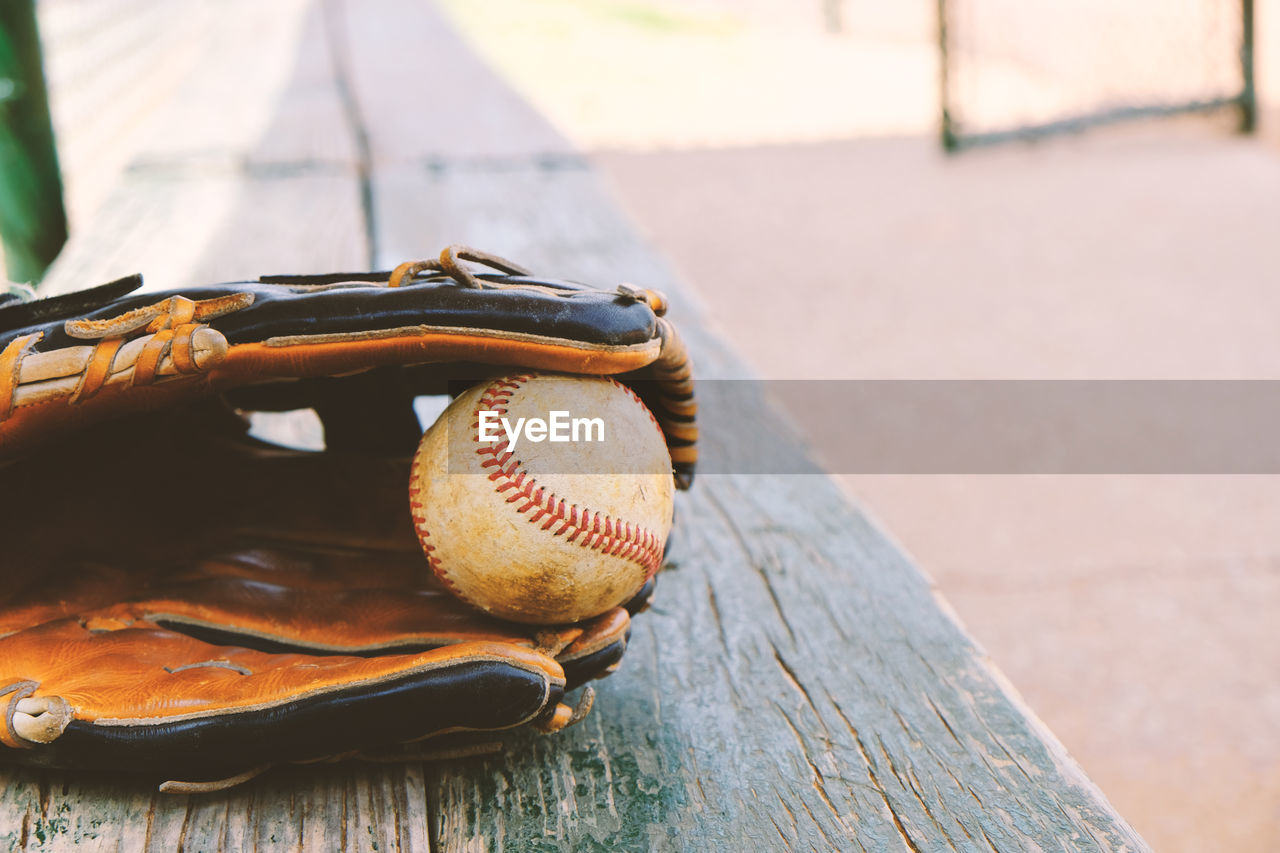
[0,0,67,284]
[937,0,958,152]
[1239,0,1257,133]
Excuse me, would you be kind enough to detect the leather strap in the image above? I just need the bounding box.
[0,333,41,419]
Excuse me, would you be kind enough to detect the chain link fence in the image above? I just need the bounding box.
[939,0,1255,150]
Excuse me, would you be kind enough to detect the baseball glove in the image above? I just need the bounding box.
[0,246,695,792]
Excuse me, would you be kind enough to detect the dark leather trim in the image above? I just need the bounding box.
[561,640,627,689]
[16,277,657,353]
[623,577,657,616]
[23,661,559,781]
[0,274,142,348]
[148,620,448,657]
[258,272,392,284]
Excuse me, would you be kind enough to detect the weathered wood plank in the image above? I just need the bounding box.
[0,765,433,852]
[39,0,212,226]
[332,0,573,167]
[41,0,360,297]
[337,1,1151,850]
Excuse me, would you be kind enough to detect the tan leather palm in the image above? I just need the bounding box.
[0,412,640,790]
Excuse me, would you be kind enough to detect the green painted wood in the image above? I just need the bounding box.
[0,0,66,283]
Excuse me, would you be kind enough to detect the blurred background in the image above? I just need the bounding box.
[5,1,1279,849]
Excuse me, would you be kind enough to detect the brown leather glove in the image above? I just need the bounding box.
[0,247,692,791]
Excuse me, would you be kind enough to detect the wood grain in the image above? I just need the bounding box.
[7,0,1150,849]
[41,0,361,297]
[341,1,1150,850]
[39,0,213,227]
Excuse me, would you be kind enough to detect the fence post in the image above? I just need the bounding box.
[1239,0,1257,133]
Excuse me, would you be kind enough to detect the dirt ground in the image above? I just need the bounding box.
[594,128,1280,853]
[438,2,1280,850]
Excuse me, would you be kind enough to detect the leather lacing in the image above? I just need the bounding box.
[389,245,532,289]
[0,680,38,749]
[65,293,251,401]
[0,334,41,419]
[388,246,672,316]
[469,374,666,579]
[0,292,250,419]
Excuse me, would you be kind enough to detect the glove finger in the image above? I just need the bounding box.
[558,606,631,688]
[137,567,635,689]
[144,542,629,652]
[0,271,668,458]
[0,618,565,784]
[9,542,638,687]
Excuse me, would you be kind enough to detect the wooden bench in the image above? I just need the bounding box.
[1,1,1149,849]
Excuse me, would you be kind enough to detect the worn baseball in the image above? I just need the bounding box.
[409,373,674,624]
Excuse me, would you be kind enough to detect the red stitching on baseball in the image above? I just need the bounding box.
[411,373,667,610]
[605,375,663,434]
[409,454,481,608]
[472,374,663,578]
